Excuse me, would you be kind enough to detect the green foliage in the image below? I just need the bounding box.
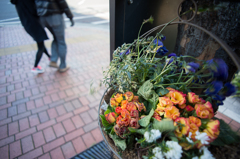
[153,118,175,133]
[139,109,155,127]
[156,87,169,96]
[128,127,146,135]
[109,134,127,151]
[211,119,240,146]
[231,72,240,97]
[100,115,114,134]
[148,91,159,110]
[137,80,154,100]
[104,109,112,115]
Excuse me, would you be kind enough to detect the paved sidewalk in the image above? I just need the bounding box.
[0,24,109,159]
[0,24,239,159]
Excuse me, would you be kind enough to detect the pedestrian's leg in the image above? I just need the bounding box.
[43,44,51,58]
[34,41,45,67]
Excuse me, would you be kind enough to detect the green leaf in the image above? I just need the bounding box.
[104,109,112,115]
[156,88,169,96]
[109,134,127,151]
[169,136,179,142]
[137,138,145,143]
[139,109,154,127]
[128,127,146,135]
[137,80,153,100]
[127,72,131,80]
[148,91,159,110]
[211,119,240,146]
[153,118,175,133]
[123,65,129,69]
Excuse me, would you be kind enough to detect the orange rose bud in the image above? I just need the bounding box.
[124,91,134,101]
[203,119,220,142]
[195,101,214,119]
[153,111,162,121]
[130,110,139,118]
[164,106,180,121]
[135,102,146,112]
[115,107,122,115]
[105,112,117,124]
[121,100,128,109]
[126,102,137,112]
[187,92,201,104]
[132,96,139,102]
[170,91,186,105]
[116,115,123,125]
[179,104,186,109]
[174,117,190,137]
[129,118,140,129]
[185,105,194,112]
[114,93,123,103]
[189,116,201,127]
[110,98,118,107]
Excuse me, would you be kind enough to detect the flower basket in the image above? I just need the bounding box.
[97,1,240,158]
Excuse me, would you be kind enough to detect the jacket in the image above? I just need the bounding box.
[11,0,48,42]
[35,0,73,19]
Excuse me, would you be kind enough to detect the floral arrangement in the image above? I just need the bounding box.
[99,16,240,159]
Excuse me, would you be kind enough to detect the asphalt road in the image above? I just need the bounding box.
[0,0,109,27]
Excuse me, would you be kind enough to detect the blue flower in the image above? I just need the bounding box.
[168,53,177,58]
[212,94,225,106]
[120,49,130,56]
[208,59,228,81]
[219,82,236,97]
[161,36,166,41]
[156,46,168,56]
[186,62,200,73]
[153,39,163,46]
[205,80,223,95]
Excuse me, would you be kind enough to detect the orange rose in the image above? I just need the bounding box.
[135,102,146,112]
[195,101,214,119]
[121,109,130,118]
[164,106,180,121]
[189,116,201,127]
[187,92,201,104]
[116,115,123,125]
[121,100,128,109]
[170,91,186,105]
[153,111,162,121]
[158,96,173,107]
[165,87,177,97]
[114,124,128,138]
[115,107,122,115]
[124,91,134,101]
[110,98,118,107]
[132,96,139,102]
[126,102,137,112]
[114,93,123,103]
[185,105,194,112]
[105,112,117,124]
[130,110,139,119]
[179,142,192,150]
[174,117,190,137]
[155,105,165,116]
[203,119,220,142]
[189,123,199,140]
[129,118,140,129]
[118,116,131,127]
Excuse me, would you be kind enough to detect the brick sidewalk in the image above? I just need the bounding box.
[0,25,240,159]
[0,25,109,159]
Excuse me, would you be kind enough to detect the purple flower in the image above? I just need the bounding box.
[219,82,236,97]
[156,46,168,56]
[153,39,163,46]
[187,62,200,73]
[205,80,223,95]
[168,53,177,58]
[208,59,228,81]
[120,49,130,56]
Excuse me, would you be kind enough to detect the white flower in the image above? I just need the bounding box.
[152,147,164,159]
[186,132,194,144]
[144,129,162,143]
[163,141,183,159]
[199,146,215,159]
[195,131,209,145]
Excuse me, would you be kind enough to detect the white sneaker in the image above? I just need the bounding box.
[31,66,44,73]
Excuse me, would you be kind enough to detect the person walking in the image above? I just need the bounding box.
[11,0,51,74]
[35,0,74,73]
